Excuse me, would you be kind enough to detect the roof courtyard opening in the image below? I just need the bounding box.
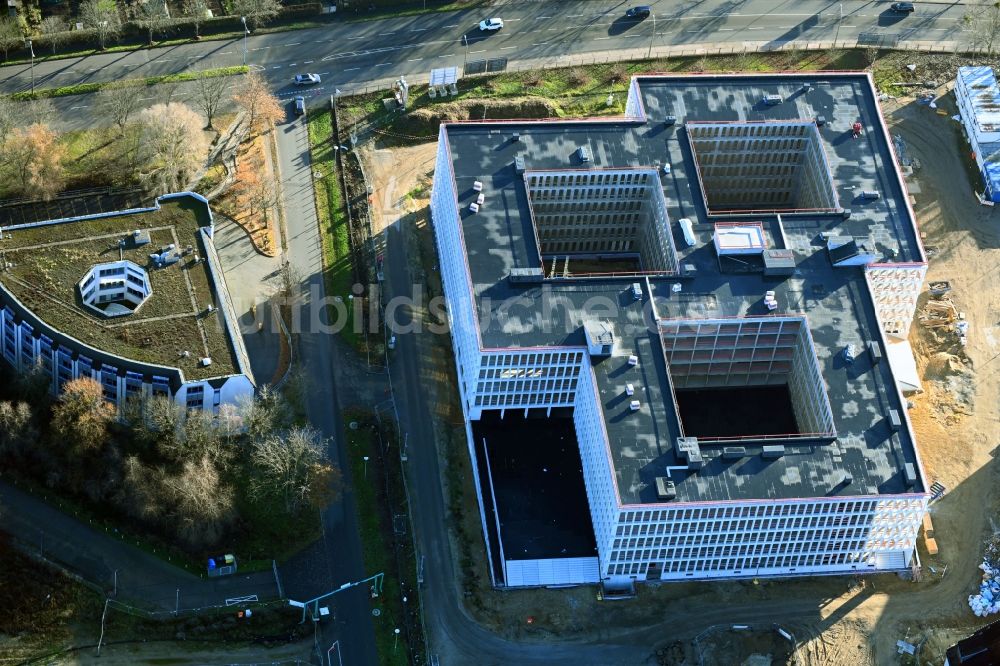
[660,316,835,442]
[686,121,840,215]
[524,168,679,277]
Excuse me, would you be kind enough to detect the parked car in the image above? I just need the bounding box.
[294,73,322,85]
[294,96,306,116]
[478,17,504,31]
[625,6,651,19]
[890,2,915,13]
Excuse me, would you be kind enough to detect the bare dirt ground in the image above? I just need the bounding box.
[361,80,1000,666]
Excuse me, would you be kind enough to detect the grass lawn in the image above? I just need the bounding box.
[343,408,423,666]
[306,106,364,352]
[0,197,238,380]
[338,48,922,141]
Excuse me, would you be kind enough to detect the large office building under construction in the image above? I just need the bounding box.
[431,73,929,589]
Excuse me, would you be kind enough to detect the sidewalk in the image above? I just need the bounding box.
[0,481,281,614]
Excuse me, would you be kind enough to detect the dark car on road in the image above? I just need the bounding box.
[626,6,651,19]
[890,2,915,12]
[294,96,306,116]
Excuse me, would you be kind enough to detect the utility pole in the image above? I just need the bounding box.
[241,16,249,66]
[647,12,655,59]
[25,39,34,94]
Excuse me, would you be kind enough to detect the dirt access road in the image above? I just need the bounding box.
[360,90,1000,665]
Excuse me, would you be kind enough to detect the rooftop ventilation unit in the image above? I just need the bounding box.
[629,400,641,411]
[762,445,786,459]
[763,94,783,105]
[861,190,880,200]
[655,477,677,500]
[868,340,883,365]
[577,146,591,162]
[904,463,918,486]
[199,357,212,367]
[677,437,703,469]
[722,446,746,460]
[631,282,643,300]
[679,218,696,247]
[888,409,901,431]
[508,267,544,284]
[511,132,520,142]
[584,320,615,357]
[625,383,635,396]
[514,156,525,174]
[627,355,638,366]
[664,115,677,126]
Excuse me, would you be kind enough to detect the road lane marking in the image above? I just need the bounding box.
[286,42,301,46]
[69,105,89,109]
[596,37,611,40]
[379,32,397,35]
[220,51,232,54]
[304,60,314,63]
[376,63,393,66]
[501,46,516,50]
[344,67,359,71]
[348,36,365,40]
[408,57,424,61]
[319,71,331,74]
[533,42,548,46]
[439,53,455,57]
[470,49,485,53]
[410,28,427,31]
[444,24,459,27]
[289,63,297,66]
[538,16,551,19]
[720,28,734,31]
[748,27,763,30]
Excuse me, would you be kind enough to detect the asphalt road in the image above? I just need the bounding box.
[272,108,379,665]
[4,0,977,130]
[0,481,282,612]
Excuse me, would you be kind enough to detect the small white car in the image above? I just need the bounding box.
[294,73,321,85]
[479,17,503,31]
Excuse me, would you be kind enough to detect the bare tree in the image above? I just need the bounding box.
[192,67,231,129]
[80,0,122,50]
[2,123,66,200]
[232,71,283,137]
[135,102,209,193]
[0,96,16,138]
[50,377,115,456]
[232,0,282,31]
[864,45,880,71]
[966,3,1000,57]
[237,385,292,440]
[249,425,339,514]
[39,17,70,55]
[131,0,171,46]
[0,16,22,61]
[182,0,211,39]
[97,79,145,135]
[161,455,236,547]
[22,98,55,127]
[0,401,35,458]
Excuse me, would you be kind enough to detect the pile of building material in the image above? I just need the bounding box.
[970,537,1000,616]
[919,297,958,328]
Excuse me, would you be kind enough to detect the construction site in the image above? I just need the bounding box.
[358,55,1000,665]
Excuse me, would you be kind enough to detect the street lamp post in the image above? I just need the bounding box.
[241,16,249,66]
[363,455,369,479]
[26,39,34,95]
[647,13,656,59]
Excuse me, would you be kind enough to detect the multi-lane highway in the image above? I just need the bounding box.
[0,0,976,124]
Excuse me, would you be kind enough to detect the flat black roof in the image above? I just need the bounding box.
[442,73,927,505]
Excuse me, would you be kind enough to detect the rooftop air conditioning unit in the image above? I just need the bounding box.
[655,477,677,500]
[629,400,641,411]
[763,94,783,105]
[577,146,591,162]
[628,355,638,366]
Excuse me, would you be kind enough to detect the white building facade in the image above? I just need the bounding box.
[431,74,930,589]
